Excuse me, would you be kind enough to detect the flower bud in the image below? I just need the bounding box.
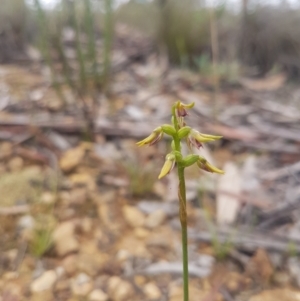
[182,154,199,168]
[161,124,176,136]
[178,126,191,139]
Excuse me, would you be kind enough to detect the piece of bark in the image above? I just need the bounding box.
[217,162,242,225]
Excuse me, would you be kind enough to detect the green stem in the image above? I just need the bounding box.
[173,104,189,301]
[177,165,189,301]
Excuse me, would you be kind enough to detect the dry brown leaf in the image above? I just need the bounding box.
[246,248,274,284]
[59,146,85,172]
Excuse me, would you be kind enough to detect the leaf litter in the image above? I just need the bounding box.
[1,24,300,301]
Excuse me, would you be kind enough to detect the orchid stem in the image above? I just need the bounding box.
[173,104,189,301]
[178,165,189,301]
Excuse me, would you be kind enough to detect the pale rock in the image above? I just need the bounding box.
[52,221,79,256]
[29,89,44,101]
[59,191,71,204]
[123,205,145,228]
[8,157,23,172]
[59,146,85,172]
[80,240,99,254]
[89,289,109,301]
[47,97,63,111]
[40,192,57,205]
[18,215,35,230]
[30,270,57,292]
[134,275,147,286]
[54,278,71,293]
[3,271,18,280]
[23,165,42,178]
[197,254,215,268]
[143,282,161,300]
[273,271,291,286]
[76,252,107,277]
[47,131,71,151]
[97,203,111,228]
[3,282,22,300]
[116,249,131,262]
[71,273,93,296]
[80,141,94,151]
[69,187,88,205]
[108,276,133,301]
[26,45,42,61]
[146,226,175,249]
[55,266,65,278]
[32,260,45,279]
[92,190,116,205]
[79,217,93,233]
[69,173,96,191]
[0,142,12,159]
[144,210,166,229]
[134,227,150,239]
[118,234,150,258]
[63,255,78,275]
[5,249,18,262]
[138,201,177,216]
[76,241,109,276]
[60,208,76,220]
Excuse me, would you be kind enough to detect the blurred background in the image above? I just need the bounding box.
[1,0,300,300]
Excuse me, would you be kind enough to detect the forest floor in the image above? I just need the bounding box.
[1,25,300,301]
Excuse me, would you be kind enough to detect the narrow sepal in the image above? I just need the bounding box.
[196,157,225,174]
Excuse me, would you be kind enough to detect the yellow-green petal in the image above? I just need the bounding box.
[197,159,225,174]
[136,132,157,147]
[136,127,163,147]
[158,153,175,179]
